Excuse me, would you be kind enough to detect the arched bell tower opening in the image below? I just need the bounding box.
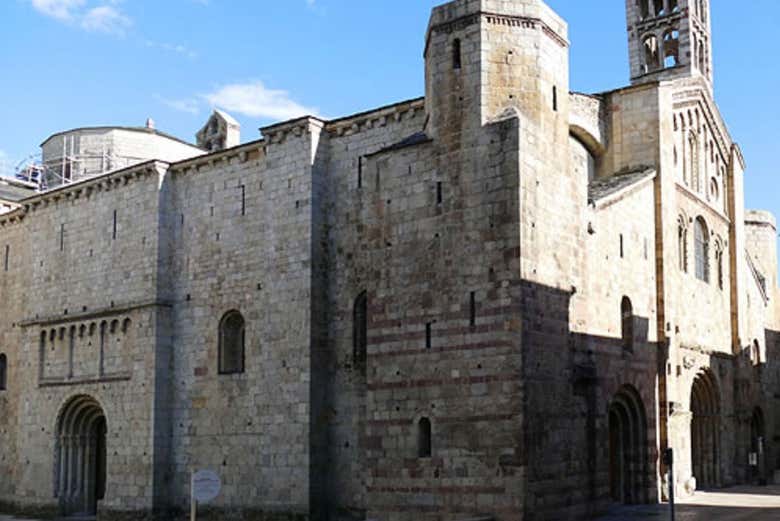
[54,395,108,517]
[608,386,649,504]
[690,369,720,489]
[626,0,713,87]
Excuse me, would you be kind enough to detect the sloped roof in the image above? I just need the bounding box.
[588,167,656,206]
[0,179,36,202]
[214,109,240,126]
[368,132,432,157]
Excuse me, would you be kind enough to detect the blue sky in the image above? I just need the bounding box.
[0,1,778,261]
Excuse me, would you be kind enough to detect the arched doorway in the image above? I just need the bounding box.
[750,407,766,484]
[54,395,107,517]
[608,386,649,504]
[690,370,720,489]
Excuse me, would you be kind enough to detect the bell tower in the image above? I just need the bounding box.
[626,0,713,88]
[424,0,569,141]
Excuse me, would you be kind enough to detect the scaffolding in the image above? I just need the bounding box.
[13,136,142,192]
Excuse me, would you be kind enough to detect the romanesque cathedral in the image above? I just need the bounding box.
[0,0,777,520]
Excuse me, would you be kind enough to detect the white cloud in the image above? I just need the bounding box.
[145,40,197,60]
[28,0,131,36]
[202,81,318,121]
[80,5,131,35]
[30,0,85,21]
[155,94,200,115]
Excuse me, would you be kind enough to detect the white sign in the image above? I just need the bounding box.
[192,470,221,503]
[749,453,758,466]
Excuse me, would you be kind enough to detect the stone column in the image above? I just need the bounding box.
[76,435,87,511]
[83,434,95,514]
[63,435,74,511]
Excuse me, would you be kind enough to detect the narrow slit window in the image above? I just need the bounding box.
[621,297,634,353]
[357,157,363,189]
[425,323,432,349]
[452,38,462,70]
[620,234,625,258]
[112,210,117,240]
[353,291,368,373]
[436,182,443,205]
[418,417,432,458]
[4,244,8,272]
[240,184,246,216]
[60,224,65,252]
[469,292,476,328]
[0,353,6,391]
[678,217,688,273]
[552,86,558,112]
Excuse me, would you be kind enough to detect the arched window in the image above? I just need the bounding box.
[418,417,432,458]
[698,39,705,72]
[642,35,660,72]
[353,291,368,373]
[678,216,688,273]
[714,240,724,290]
[638,0,649,20]
[670,0,679,12]
[621,297,634,353]
[709,177,719,202]
[219,311,245,374]
[753,340,761,365]
[663,29,680,68]
[452,38,462,70]
[694,217,710,282]
[0,353,6,391]
[654,0,665,16]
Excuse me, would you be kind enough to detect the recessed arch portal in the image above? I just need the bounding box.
[690,369,720,489]
[54,395,107,517]
[608,385,649,504]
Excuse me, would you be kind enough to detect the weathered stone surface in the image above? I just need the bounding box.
[0,1,778,521]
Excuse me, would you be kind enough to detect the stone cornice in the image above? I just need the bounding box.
[425,11,569,58]
[326,98,425,139]
[0,161,170,230]
[673,183,731,227]
[671,80,732,164]
[170,139,267,176]
[20,298,173,328]
[260,116,326,146]
[39,372,132,388]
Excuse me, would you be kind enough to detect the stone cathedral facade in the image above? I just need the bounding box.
[0,0,778,520]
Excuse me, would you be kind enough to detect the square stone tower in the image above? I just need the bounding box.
[626,0,713,88]
[424,0,569,142]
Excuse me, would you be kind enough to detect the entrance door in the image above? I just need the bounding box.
[690,370,720,489]
[608,386,648,504]
[55,395,107,517]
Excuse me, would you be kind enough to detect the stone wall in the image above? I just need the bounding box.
[1,1,779,521]
[0,163,173,516]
